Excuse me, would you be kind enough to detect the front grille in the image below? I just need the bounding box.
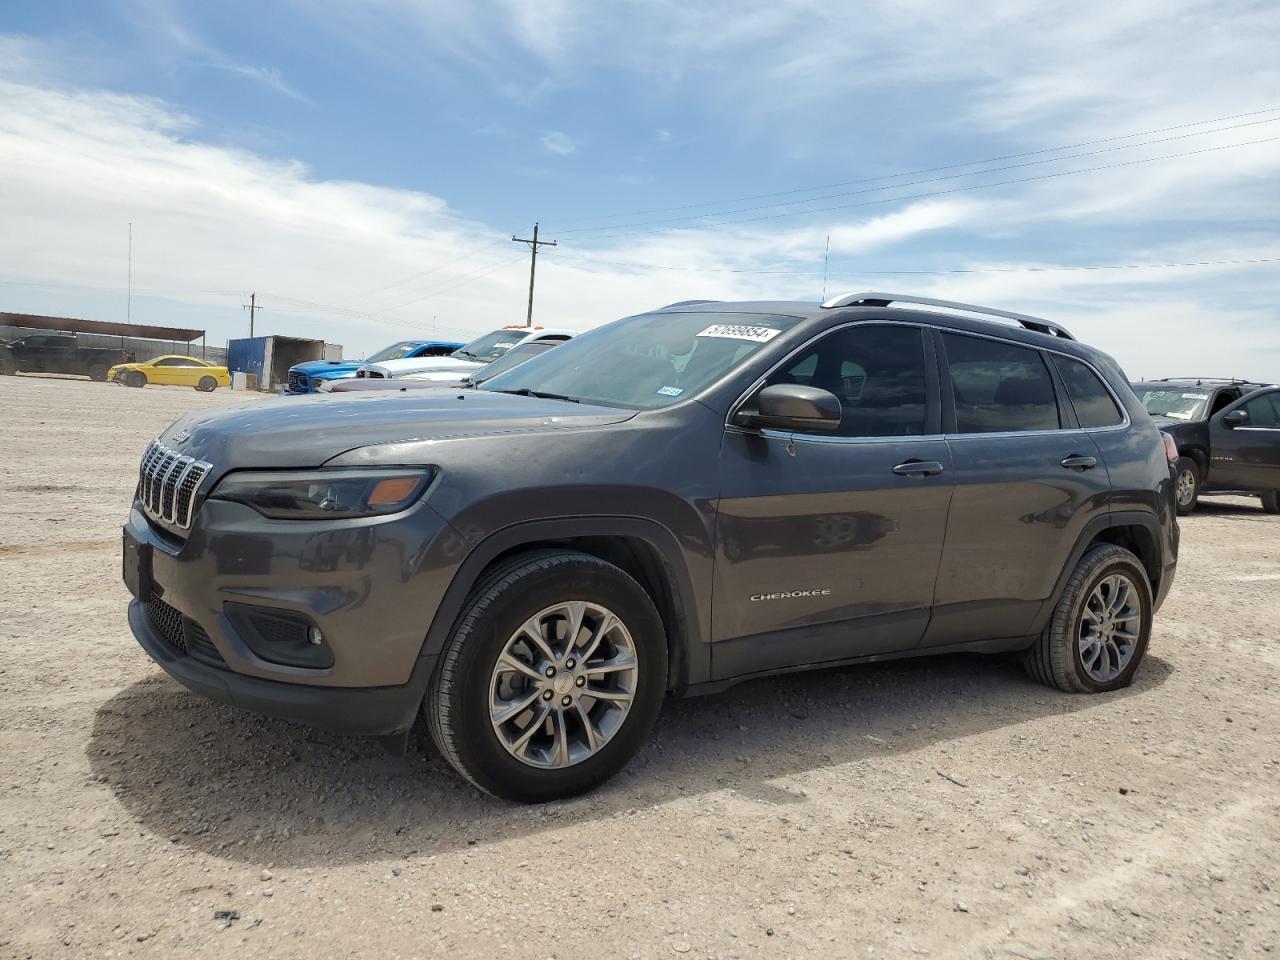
[287,370,310,393]
[137,440,212,529]
[144,598,226,667]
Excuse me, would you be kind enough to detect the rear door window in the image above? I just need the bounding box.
[942,334,1060,433]
[1051,355,1124,428]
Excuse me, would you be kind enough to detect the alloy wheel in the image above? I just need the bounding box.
[1176,468,1196,507]
[488,601,638,769]
[1077,573,1141,682]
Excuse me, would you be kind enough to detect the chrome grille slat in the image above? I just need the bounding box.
[136,440,213,531]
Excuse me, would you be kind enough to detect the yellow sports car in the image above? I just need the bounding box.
[109,355,232,391]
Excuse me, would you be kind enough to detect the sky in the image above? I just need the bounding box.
[1,0,1278,376]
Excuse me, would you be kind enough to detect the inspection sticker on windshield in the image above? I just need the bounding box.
[656,385,685,397]
[696,324,781,343]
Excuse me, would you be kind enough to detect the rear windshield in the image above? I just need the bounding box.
[1131,385,1209,421]
[482,311,802,409]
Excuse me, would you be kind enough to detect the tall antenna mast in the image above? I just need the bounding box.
[127,222,133,322]
[821,232,831,303]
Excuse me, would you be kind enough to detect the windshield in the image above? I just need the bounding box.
[452,329,525,363]
[1132,385,1210,421]
[366,340,425,363]
[470,340,557,384]
[482,311,802,409]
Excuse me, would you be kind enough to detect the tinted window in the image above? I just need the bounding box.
[1052,356,1123,428]
[764,325,928,437]
[1241,393,1280,428]
[943,334,1059,433]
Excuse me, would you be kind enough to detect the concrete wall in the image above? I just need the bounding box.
[0,325,227,365]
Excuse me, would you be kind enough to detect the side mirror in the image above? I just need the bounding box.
[1222,408,1249,428]
[736,384,842,432]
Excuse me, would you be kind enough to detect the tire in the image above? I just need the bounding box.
[426,549,668,802]
[125,371,147,388]
[1173,456,1200,515]
[88,362,109,382]
[196,376,217,392]
[1261,491,1280,514]
[1024,543,1153,694]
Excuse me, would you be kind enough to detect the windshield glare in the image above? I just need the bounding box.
[454,329,524,363]
[481,311,801,409]
[366,340,423,363]
[1132,385,1209,421]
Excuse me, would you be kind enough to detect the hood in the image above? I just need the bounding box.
[291,359,362,380]
[158,390,636,470]
[1150,414,1199,430]
[363,357,482,377]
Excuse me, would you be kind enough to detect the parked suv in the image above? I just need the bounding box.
[122,293,1178,802]
[1130,378,1278,514]
[0,333,131,380]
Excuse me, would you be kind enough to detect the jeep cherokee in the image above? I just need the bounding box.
[122,292,1179,802]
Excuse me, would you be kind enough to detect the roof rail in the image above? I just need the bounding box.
[821,291,1075,341]
[659,299,719,309]
[1155,376,1249,384]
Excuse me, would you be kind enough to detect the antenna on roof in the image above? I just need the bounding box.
[821,233,830,304]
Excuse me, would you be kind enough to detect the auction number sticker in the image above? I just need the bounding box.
[1182,393,1209,400]
[656,385,685,397]
[696,324,782,343]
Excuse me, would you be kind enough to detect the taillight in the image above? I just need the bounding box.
[1161,432,1178,464]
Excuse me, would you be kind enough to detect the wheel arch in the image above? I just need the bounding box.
[419,518,707,692]
[1032,511,1165,634]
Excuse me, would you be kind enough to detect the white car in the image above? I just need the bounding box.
[354,326,576,380]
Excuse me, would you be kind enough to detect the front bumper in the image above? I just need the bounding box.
[123,494,461,733]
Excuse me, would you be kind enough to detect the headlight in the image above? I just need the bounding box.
[209,468,434,519]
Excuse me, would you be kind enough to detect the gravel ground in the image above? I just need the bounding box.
[1,373,1278,960]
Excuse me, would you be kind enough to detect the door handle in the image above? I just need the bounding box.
[892,460,945,478]
[1060,454,1098,470]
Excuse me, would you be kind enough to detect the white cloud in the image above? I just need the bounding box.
[656,128,671,142]
[540,130,577,156]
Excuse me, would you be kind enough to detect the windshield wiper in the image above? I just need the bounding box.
[453,350,480,361]
[494,388,580,403]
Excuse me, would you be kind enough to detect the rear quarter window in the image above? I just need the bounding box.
[1052,355,1124,428]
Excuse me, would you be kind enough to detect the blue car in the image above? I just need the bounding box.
[285,340,464,394]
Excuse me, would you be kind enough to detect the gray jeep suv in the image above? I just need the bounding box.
[122,293,1178,802]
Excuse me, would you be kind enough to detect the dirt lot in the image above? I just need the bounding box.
[1,373,1277,960]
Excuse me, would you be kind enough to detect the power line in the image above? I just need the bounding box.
[317,237,508,310]
[548,105,1280,229]
[542,250,1280,276]
[565,135,1280,242]
[558,116,1280,236]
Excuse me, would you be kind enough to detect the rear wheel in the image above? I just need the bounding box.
[1173,457,1199,515]
[125,371,147,388]
[196,375,217,392]
[88,362,109,382]
[427,550,667,803]
[1024,543,1152,693]
[1261,491,1280,514]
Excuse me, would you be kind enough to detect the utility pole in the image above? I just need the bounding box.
[242,292,263,337]
[511,222,556,327]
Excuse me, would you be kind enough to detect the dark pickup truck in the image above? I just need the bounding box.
[0,334,133,381]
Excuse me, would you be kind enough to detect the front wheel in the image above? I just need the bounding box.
[196,375,217,392]
[1173,457,1200,515]
[1261,491,1280,514]
[125,371,147,388]
[88,362,109,382]
[1024,543,1153,693]
[426,550,667,803]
